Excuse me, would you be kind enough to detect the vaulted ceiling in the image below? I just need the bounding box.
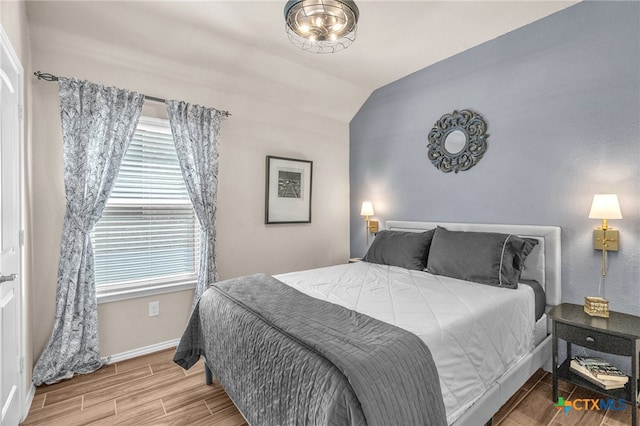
[26,1,577,122]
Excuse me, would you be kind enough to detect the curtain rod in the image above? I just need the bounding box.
[34,71,231,118]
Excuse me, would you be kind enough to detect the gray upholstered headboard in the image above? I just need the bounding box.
[385,221,562,310]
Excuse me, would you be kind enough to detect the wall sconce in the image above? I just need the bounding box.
[360,201,378,246]
[584,194,622,317]
[589,194,622,275]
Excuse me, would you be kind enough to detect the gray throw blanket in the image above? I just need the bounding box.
[174,273,447,426]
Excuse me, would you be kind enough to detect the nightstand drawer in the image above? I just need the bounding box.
[556,322,633,356]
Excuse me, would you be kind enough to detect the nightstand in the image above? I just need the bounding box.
[348,257,362,263]
[549,303,639,426]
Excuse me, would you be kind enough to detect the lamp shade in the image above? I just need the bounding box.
[360,201,374,217]
[588,194,622,219]
[284,0,359,54]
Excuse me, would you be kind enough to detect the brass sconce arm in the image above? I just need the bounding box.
[363,216,378,245]
[593,227,619,276]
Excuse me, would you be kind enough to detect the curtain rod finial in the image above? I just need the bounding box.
[34,71,59,82]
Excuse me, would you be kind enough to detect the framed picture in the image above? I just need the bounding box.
[265,155,313,224]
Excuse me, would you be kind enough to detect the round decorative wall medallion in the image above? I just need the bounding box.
[427,109,488,173]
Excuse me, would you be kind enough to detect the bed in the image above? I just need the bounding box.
[174,220,562,425]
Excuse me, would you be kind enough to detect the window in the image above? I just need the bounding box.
[91,116,200,302]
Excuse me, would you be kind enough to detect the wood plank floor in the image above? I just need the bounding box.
[22,348,638,425]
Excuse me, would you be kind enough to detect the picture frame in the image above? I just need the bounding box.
[265,155,313,224]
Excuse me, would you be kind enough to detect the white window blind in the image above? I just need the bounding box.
[91,117,200,298]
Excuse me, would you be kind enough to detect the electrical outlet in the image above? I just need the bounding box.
[149,301,159,317]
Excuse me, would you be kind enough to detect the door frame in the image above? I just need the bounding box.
[0,23,26,424]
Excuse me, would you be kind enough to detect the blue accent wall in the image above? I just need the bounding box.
[350,1,640,315]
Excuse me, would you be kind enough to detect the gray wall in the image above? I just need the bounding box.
[350,1,640,316]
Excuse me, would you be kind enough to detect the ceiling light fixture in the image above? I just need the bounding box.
[284,0,360,54]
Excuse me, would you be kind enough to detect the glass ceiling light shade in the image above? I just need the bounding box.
[284,0,360,54]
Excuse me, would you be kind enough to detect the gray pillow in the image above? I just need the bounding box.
[363,229,435,270]
[426,227,538,289]
[520,279,546,320]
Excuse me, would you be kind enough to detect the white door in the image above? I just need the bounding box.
[0,27,23,426]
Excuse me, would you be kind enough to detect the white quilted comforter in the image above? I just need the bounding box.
[276,261,536,424]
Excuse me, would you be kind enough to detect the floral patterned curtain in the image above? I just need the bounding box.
[32,78,144,385]
[166,100,222,305]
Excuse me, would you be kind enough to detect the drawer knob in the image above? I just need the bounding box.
[585,336,595,343]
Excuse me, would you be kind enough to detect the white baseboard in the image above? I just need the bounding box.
[22,384,36,423]
[101,338,180,365]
